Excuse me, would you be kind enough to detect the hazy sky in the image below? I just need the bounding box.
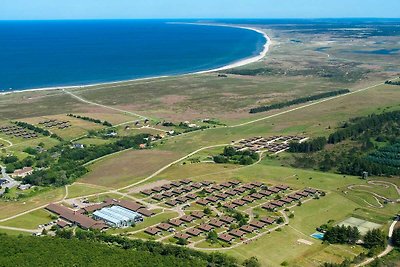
[1,0,399,20]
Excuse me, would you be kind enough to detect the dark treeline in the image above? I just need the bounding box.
[67,114,112,127]
[385,79,400,85]
[323,225,360,244]
[249,89,350,114]
[23,134,149,186]
[289,137,327,153]
[328,110,400,144]
[64,229,239,266]
[0,234,208,267]
[14,121,51,136]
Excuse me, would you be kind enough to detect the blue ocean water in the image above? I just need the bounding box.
[0,20,266,91]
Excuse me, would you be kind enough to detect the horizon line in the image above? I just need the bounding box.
[0,17,400,22]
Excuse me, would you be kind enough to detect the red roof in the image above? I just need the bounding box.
[229,229,246,237]
[218,233,235,242]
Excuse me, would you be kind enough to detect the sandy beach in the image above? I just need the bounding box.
[0,24,271,96]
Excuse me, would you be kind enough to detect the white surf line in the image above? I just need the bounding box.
[62,89,148,120]
[172,22,271,74]
[229,81,386,128]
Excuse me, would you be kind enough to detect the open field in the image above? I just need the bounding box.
[80,149,185,188]
[0,209,53,229]
[0,187,65,220]
[66,183,109,199]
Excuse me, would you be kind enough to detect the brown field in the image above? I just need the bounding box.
[80,149,185,188]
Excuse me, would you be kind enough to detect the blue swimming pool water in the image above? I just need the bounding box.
[311,232,325,240]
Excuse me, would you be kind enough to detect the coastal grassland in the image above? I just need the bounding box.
[0,186,65,220]
[156,82,400,156]
[68,72,347,123]
[0,209,53,229]
[80,149,185,188]
[0,90,88,120]
[66,183,109,199]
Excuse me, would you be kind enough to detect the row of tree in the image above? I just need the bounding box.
[323,225,387,249]
[249,89,350,114]
[288,137,327,153]
[385,79,400,85]
[67,114,112,127]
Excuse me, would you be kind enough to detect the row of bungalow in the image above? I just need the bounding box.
[146,210,277,245]
[262,188,320,211]
[39,119,70,129]
[0,125,38,139]
[235,135,307,153]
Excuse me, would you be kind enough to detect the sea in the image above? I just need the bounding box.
[0,20,266,91]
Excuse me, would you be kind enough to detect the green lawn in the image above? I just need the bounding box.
[0,209,53,229]
[67,183,108,199]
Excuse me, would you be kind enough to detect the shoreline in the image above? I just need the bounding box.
[0,23,271,96]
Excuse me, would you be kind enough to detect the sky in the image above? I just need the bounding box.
[1,0,399,20]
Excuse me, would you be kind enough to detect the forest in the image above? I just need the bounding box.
[0,234,209,267]
[289,110,400,176]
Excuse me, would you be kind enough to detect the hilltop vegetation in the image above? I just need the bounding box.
[0,234,207,267]
[289,110,400,176]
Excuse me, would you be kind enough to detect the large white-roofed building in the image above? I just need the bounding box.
[93,205,143,228]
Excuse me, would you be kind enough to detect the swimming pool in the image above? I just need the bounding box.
[311,232,324,240]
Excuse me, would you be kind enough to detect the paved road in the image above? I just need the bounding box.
[0,166,20,195]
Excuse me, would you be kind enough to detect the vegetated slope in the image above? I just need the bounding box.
[0,235,206,267]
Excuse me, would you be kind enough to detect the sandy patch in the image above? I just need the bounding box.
[297,239,313,245]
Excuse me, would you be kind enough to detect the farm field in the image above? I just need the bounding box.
[80,149,185,188]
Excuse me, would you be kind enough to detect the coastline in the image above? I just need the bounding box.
[0,24,271,96]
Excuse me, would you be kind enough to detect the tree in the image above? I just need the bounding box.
[176,238,188,246]
[323,225,360,244]
[223,146,236,157]
[203,207,212,215]
[243,256,261,267]
[207,230,218,243]
[363,229,387,249]
[4,187,10,194]
[392,228,400,247]
[3,155,18,164]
